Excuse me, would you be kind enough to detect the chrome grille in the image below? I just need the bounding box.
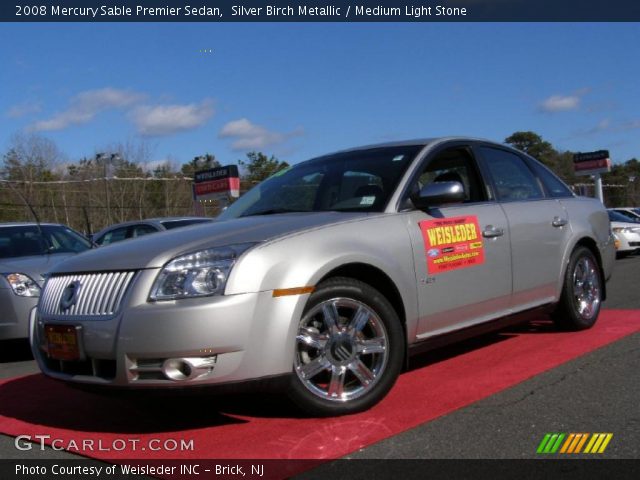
[39,271,136,317]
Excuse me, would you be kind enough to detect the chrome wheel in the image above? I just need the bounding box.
[572,256,601,320]
[294,297,389,403]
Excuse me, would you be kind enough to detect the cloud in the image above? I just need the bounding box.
[585,118,611,135]
[31,88,142,131]
[5,101,41,118]
[619,119,640,131]
[219,118,302,151]
[568,117,640,139]
[539,94,581,112]
[131,100,214,136]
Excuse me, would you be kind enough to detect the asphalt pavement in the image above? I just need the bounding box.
[1,255,639,462]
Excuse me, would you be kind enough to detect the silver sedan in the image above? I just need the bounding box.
[30,138,615,416]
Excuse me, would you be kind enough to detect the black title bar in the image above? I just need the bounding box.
[4,0,640,22]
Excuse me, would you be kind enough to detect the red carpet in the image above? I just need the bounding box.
[1,309,639,461]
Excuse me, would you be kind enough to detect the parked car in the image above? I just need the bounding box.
[31,138,615,416]
[92,217,214,246]
[0,223,92,340]
[607,210,640,257]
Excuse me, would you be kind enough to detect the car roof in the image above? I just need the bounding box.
[0,222,64,228]
[94,217,212,233]
[311,136,510,159]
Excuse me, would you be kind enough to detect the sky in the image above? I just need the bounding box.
[1,22,639,171]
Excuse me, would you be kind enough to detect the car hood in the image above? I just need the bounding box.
[0,253,77,286]
[50,212,370,273]
[611,221,640,230]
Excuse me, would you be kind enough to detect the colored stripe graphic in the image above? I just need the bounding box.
[584,433,614,454]
[574,433,588,453]
[537,434,552,453]
[539,433,613,454]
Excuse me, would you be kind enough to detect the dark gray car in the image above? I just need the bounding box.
[0,223,92,340]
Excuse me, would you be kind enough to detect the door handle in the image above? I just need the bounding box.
[482,225,504,238]
[552,217,568,228]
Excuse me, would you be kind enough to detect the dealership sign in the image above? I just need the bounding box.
[193,165,240,201]
[573,150,611,176]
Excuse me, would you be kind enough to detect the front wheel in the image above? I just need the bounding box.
[288,277,404,416]
[553,246,603,331]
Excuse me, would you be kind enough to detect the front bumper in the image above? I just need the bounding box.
[31,269,308,388]
[617,231,640,252]
[0,288,38,340]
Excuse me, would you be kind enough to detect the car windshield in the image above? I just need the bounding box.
[160,219,212,230]
[0,225,92,259]
[219,145,422,219]
[608,210,640,223]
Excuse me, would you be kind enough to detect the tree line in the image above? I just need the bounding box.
[0,133,288,234]
[1,131,638,234]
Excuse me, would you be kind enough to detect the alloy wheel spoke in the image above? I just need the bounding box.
[356,336,386,355]
[296,328,327,350]
[348,306,370,336]
[348,359,375,386]
[299,355,331,379]
[327,366,346,398]
[322,302,340,334]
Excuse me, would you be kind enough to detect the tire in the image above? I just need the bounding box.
[288,277,404,416]
[553,246,603,331]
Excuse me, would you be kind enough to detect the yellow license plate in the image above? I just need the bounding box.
[45,325,79,361]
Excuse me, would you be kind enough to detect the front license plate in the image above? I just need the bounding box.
[45,325,79,361]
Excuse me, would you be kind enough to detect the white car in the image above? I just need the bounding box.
[608,210,640,257]
[610,208,640,222]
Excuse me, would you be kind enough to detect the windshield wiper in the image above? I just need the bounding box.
[240,208,310,217]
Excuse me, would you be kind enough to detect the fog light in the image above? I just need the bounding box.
[161,356,217,381]
[162,359,192,381]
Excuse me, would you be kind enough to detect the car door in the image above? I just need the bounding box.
[475,145,572,309]
[403,144,513,339]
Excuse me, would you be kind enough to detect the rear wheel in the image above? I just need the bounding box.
[553,246,602,330]
[288,277,404,416]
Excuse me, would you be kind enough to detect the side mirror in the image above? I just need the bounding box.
[411,181,465,209]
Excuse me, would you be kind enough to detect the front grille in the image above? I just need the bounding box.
[39,271,137,317]
[629,242,640,247]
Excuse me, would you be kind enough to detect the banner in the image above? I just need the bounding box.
[419,215,485,274]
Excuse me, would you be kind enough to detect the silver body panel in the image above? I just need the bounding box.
[0,252,75,340]
[30,138,615,388]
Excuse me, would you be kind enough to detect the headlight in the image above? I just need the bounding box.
[3,273,41,297]
[149,243,256,301]
[612,227,631,233]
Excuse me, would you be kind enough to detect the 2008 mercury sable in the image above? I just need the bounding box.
[30,137,615,416]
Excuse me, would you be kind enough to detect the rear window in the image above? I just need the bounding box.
[479,147,544,201]
[527,160,573,198]
[160,219,212,230]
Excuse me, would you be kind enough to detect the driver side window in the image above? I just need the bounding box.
[414,147,486,203]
